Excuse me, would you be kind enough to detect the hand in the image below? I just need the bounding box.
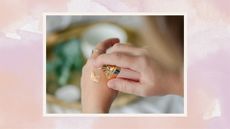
[81,38,119,113]
[94,44,183,97]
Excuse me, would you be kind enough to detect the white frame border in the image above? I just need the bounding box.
[43,12,187,117]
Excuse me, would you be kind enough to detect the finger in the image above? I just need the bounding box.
[94,52,140,71]
[117,68,140,81]
[107,78,142,95]
[91,38,120,58]
[106,44,145,56]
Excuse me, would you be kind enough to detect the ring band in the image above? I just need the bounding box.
[91,48,105,55]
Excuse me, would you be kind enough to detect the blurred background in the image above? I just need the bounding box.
[46,15,184,114]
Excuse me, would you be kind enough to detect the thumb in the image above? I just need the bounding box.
[107,78,142,95]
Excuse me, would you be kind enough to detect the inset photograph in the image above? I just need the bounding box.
[44,15,185,115]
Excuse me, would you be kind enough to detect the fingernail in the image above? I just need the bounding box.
[113,43,119,46]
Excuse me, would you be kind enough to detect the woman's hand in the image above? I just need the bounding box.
[94,44,183,97]
[81,38,119,113]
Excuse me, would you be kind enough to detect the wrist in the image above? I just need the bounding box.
[81,91,115,113]
[81,100,112,113]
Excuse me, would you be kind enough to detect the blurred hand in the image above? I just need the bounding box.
[94,44,183,97]
[81,38,119,113]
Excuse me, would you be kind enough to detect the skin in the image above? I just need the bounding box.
[94,43,184,97]
[81,38,183,113]
[81,38,119,113]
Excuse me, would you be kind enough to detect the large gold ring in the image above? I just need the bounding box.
[90,65,120,82]
[102,65,121,79]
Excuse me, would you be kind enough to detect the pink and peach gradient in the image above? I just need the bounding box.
[0,0,230,128]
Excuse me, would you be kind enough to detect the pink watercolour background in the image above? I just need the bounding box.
[0,0,230,128]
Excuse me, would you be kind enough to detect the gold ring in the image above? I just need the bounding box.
[102,65,121,79]
[90,65,120,82]
[91,48,105,55]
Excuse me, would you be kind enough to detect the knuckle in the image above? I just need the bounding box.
[113,52,122,59]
